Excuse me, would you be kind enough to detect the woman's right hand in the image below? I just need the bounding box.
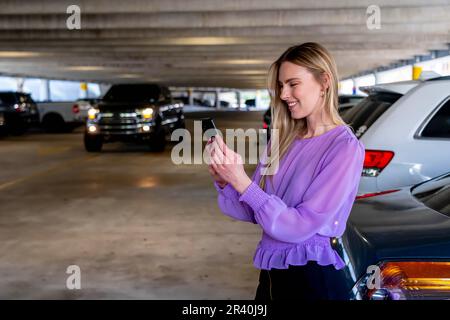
[206,137,228,188]
[208,165,228,188]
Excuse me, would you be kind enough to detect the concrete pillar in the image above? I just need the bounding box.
[45,79,51,101]
[38,79,48,101]
[256,90,261,108]
[236,90,241,110]
[215,89,220,109]
[17,78,24,92]
[80,82,88,99]
[351,78,356,95]
[413,65,423,80]
[188,88,194,105]
[374,72,379,85]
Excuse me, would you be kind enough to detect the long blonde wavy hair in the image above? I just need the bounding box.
[259,42,347,189]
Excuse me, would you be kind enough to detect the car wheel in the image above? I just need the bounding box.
[0,126,8,137]
[84,133,103,152]
[8,122,27,135]
[4,115,27,135]
[148,127,166,152]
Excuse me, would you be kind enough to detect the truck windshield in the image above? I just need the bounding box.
[103,84,161,102]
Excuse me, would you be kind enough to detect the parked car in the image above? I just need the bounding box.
[38,101,85,132]
[245,98,256,109]
[343,76,450,195]
[0,91,39,135]
[73,98,102,123]
[326,171,450,300]
[0,110,6,136]
[84,83,185,152]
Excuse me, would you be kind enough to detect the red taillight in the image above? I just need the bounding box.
[72,104,80,114]
[356,189,400,200]
[364,150,394,169]
[14,104,23,112]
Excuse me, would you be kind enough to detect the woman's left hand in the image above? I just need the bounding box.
[209,135,252,194]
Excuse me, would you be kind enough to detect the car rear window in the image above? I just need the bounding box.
[103,84,162,102]
[339,96,364,104]
[0,92,18,105]
[17,94,34,104]
[342,92,402,138]
[421,99,450,138]
[411,173,450,217]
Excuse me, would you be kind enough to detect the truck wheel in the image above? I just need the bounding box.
[84,133,103,152]
[149,127,166,152]
[42,113,66,133]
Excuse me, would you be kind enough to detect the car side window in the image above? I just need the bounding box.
[421,99,450,138]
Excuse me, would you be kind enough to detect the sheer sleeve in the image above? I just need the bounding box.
[238,137,365,242]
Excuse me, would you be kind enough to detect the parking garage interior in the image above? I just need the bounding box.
[1,0,450,301]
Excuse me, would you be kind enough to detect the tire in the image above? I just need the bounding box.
[4,114,27,135]
[9,122,27,136]
[0,126,7,138]
[84,133,103,152]
[42,113,67,133]
[148,127,166,152]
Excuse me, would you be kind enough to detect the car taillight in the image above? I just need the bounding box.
[362,150,394,177]
[353,261,450,300]
[356,189,400,200]
[14,103,25,112]
[72,104,80,114]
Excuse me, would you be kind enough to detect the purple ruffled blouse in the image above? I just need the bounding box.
[214,125,365,270]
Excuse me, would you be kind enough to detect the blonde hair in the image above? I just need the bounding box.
[260,42,347,189]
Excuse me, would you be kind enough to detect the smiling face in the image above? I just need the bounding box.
[278,61,325,120]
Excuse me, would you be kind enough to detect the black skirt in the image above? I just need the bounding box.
[254,261,347,300]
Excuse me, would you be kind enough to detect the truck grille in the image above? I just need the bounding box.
[97,112,151,135]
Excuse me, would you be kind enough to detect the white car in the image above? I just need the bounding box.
[343,76,450,195]
[37,98,101,132]
[74,98,101,122]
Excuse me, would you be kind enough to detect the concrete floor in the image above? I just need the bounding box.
[0,110,265,299]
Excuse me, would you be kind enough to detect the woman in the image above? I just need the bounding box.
[207,42,365,300]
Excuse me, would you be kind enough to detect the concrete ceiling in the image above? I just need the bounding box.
[0,0,449,89]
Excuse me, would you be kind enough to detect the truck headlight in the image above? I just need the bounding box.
[353,261,450,300]
[88,108,99,120]
[142,108,153,119]
[88,125,97,133]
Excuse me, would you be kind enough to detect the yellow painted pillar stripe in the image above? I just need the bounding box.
[413,65,423,80]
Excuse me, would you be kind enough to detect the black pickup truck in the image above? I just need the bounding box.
[84,83,185,152]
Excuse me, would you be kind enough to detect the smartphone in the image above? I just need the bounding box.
[201,118,218,140]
